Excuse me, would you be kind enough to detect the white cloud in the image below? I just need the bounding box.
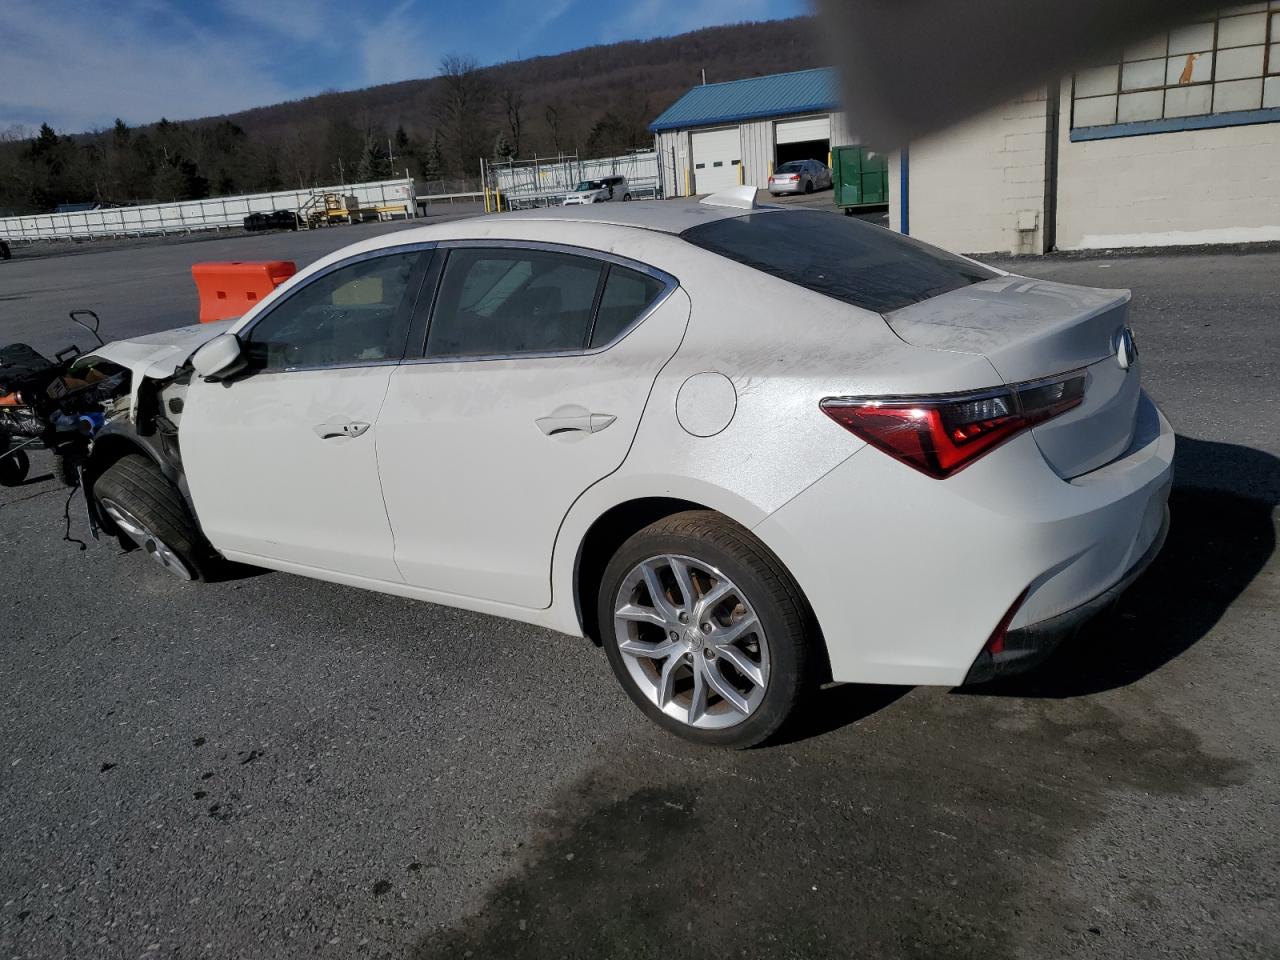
[0,1,307,132]
[608,0,786,40]
[356,1,445,87]
[0,0,807,133]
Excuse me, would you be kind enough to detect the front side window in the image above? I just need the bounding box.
[426,248,605,358]
[244,251,421,369]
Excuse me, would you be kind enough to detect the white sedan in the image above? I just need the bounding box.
[79,187,1173,748]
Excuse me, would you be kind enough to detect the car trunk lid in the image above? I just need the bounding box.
[886,275,1139,478]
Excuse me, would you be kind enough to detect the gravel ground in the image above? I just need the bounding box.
[1,219,1277,960]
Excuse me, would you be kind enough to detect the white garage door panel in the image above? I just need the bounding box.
[691,128,741,193]
[775,116,831,145]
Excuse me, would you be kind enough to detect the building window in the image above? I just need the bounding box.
[1072,3,1280,131]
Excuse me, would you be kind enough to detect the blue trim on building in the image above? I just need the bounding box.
[899,148,910,236]
[650,103,840,132]
[1070,106,1280,142]
[649,67,839,132]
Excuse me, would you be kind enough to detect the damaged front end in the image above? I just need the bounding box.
[1,312,231,538]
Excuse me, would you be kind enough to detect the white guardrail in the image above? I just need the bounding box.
[0,179,417,242]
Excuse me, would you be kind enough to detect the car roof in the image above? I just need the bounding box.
[478,198,768,235]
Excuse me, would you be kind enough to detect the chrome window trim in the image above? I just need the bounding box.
[404,239,679,366]
[235,241,438,375]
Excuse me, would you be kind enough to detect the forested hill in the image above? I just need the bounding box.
[0,16,822,215]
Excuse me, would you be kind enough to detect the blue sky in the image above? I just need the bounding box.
[1,0,809,134]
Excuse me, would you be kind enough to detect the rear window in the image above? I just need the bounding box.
[680,210,996,314]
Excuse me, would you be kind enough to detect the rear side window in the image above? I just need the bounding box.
[681,210,996,314]
[589,267,665,348]
[427,248,604,357]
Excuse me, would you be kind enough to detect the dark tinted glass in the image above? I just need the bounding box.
[589,266,665,347]
[427,248,604,357]
[244,251,419,369]
[681,211,996,313]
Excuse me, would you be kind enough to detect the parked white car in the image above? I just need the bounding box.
[768,159,832,195]
[562,175,630,205]
[78,187,1173,747]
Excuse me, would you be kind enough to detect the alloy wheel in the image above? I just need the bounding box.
[99,498,195,581]
[613,554,769,729]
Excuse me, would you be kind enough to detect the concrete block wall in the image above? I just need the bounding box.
[1054,86,1280,249]
[888,90,1051,255]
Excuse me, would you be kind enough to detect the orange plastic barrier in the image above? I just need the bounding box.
[192,260,296,323]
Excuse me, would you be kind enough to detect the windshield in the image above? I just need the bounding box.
[681,210,997,314]
[775,162,805,174]
[575,180,606,191]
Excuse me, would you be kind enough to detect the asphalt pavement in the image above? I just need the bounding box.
[1,214,1277,960]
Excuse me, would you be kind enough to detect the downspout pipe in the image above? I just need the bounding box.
[1042,80,1061,253]
[900,147,910,236]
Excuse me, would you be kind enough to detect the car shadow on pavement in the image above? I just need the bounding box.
[773,681,913,746]
[958,435,1278,700]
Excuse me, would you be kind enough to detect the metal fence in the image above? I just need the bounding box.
[0,179,417,242]
[490,152,662,209]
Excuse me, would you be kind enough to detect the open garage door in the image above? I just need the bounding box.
[691,128,742,194]
[775,115,831,167]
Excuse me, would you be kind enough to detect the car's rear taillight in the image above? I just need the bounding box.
[820,371,1086,479]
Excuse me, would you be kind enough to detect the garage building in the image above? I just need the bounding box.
[651,68,855,196]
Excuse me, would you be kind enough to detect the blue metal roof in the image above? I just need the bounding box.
[649,68,839,132]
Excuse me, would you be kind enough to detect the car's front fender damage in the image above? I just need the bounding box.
[26,322,228,540]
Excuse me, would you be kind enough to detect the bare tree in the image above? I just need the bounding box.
[501,86,525,158]
[434,54,492,176]
[544,103,563,154]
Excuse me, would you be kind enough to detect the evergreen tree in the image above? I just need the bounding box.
[492,131,514,164]
[419,134,445,183]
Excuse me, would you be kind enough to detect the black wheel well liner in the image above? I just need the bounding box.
[571,496,830,680]
[86,428,198,532]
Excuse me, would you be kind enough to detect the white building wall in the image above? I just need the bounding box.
[1054,85,1280,249]
[830,112,857,150]
[740,119,773,188]
[655,129,688,197]
[890,90,1051,255]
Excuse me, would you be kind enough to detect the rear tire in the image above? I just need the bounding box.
[92,454,216,581]
[599,511,814,748]
[804,179,814,194]
[623,193,632,201]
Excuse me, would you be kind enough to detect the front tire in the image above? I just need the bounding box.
[92,454,216,581]
[599,511,814,748]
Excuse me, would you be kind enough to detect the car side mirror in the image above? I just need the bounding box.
[192,333,246,380]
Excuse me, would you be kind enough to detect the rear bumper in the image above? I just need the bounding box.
[753,390,1175,686]
[768,182,803,194]
[961,502,1170,684]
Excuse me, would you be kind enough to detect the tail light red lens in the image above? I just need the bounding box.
[820,371,1086,479]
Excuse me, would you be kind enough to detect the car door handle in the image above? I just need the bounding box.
[314,419,371,440]
[535,406,616,436]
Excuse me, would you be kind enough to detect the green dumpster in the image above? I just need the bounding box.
[831,145,888,214]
